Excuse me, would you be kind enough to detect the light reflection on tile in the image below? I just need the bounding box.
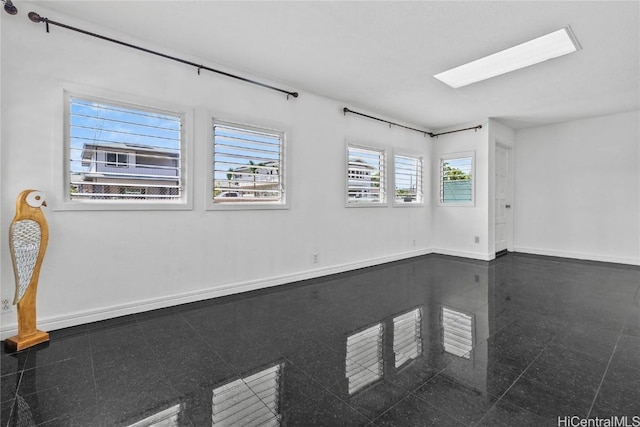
[392,308,423,369]
[442,307,474,359]
[211,363,282,426]
[346,323,384,395]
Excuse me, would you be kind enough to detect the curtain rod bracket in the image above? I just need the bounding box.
[28,11,299,100]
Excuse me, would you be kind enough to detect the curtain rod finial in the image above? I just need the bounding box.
[4,0,17,15]
[28,11,43,22]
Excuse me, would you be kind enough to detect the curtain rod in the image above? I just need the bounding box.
[342,107,482,138]
[27,12,299,100]
[343,107,432,137]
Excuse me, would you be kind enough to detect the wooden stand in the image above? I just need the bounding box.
[5,278,49,352]
[5,330,49,352]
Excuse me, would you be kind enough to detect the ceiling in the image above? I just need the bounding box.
[26,1,640,130]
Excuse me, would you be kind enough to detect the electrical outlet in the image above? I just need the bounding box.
[474,236,480,244]
[313,253,318,264]
[2,298,12,312]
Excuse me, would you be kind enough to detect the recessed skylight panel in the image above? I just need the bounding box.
[434,27,581,88]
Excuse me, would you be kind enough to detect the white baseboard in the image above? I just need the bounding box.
[1,248,432,340]
[432,248,494,261]
[513,246,640,266]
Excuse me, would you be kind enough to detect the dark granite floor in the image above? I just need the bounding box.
[2,253,639,426]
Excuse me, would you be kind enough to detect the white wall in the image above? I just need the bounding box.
[432,121,491,260]
[0,8,432,338]
[514,111,640,265]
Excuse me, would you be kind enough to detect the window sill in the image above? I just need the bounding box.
[438,202,476,207]
[345,202,390,208]
[53,199,193,211]
[207,202,289,211]
[392,202,425,208]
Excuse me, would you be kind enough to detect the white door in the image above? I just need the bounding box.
[495,144,510,253]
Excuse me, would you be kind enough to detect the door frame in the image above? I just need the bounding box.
[494,142,513,255]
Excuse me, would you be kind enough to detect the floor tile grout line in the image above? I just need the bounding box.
[4,351,27,427]
[7,348,33,427]
[132,314,197,397]
[364,358,463,424]
[358,316,523,424]
[85,331,101,426]
[174,310,283,419]
[586,321,625,418]
[283,356,377,423]
[474,328,563,426]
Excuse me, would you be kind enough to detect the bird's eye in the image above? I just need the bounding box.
[35,196,41,201]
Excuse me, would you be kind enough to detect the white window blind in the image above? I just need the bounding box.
[68,97,182,201]
[395,155,423,204]
[440,155,473,204]
[347,146,385,204]
[212,363,282,426]
[346,323,384,394]
[213,123,284,204]
[393,308,423,368]
[442,307,473,359]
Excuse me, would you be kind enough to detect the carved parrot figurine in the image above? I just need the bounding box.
[6,189,50,351]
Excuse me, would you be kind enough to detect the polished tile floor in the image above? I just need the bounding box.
[2,253,640,426]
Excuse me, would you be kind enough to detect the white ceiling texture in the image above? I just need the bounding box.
[28,1,640,130]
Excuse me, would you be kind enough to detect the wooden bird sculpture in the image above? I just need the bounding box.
[5,190,50,351]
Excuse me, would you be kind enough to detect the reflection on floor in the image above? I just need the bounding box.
[2,253,639,426]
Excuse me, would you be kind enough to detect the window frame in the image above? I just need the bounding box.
[345,143,388,207]
[438,151,475,207]
[55,85,193,211]
[207,118,288,211]
[105,152,129,168]
[393,151,424,207]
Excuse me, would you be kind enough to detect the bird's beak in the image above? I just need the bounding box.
[42,201,47,207]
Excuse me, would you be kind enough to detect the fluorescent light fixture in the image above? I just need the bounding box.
[434,27,581,88]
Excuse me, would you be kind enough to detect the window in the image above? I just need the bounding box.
[106,152,128,167]
[393,308,423,368]
[212,122,285,206]
[347,145,385,205]
[394,155,423,204]
[66,95,186,206]
[346,323,384,394]
[442,307,473,359]
[211,363,282,425]
[439,153,474,205]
